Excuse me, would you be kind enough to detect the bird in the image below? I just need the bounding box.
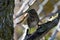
[27,9,40,34]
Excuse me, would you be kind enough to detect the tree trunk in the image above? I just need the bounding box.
[0,0,14,40]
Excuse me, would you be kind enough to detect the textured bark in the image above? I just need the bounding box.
[0,0,14,40]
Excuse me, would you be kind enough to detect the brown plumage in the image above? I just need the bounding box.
[27,9,39,28]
